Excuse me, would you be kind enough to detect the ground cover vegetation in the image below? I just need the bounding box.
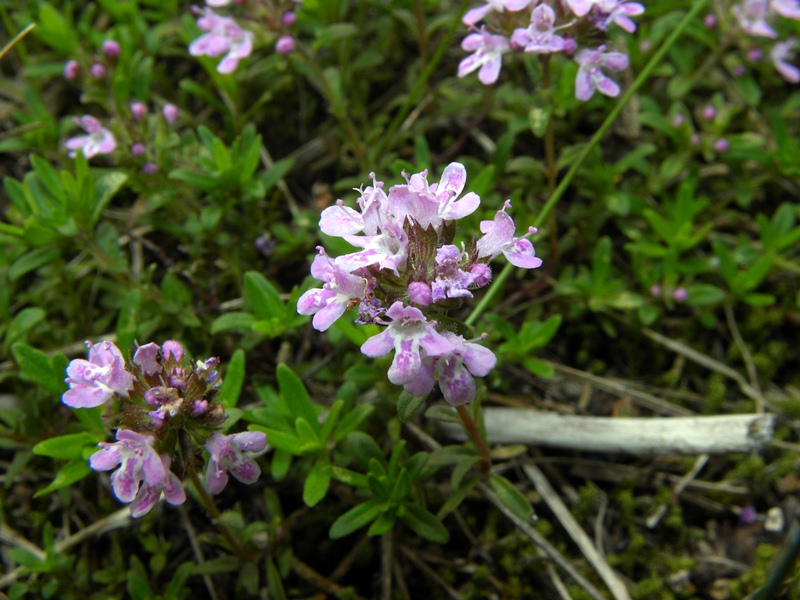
[1,0,800,597]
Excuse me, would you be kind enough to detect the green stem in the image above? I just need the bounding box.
[187,468,248,557]
[465,0,710,327]
[373,0,469,160]
[456,405,491,475]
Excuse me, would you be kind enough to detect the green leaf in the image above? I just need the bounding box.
[210,311,257,334]
[347,431,385,471]
[319,399,344,442]
[270,449,292,481]
[266,557,288,600]
[489,474,533,521]
[743,293,775,307]
[295,417,321,452]
[303,457,331,507]
[36,3,77,54]
[401,504,449,544]
[33,433,103,460]
[5,308,46,347]
[329,498,384,539]
[252,427,306,456]
[591,237,613,290]
[244,271,285,321]
[261,158,295,193]
[276,364,320,436]
[522,358,555,379]
[334,404,374,442]
[685,284,725,307]
[162,563,195,600]
[437,474,481,519]
[115,289,141,353]
[325,465,369,488]
[91,172,128,226]
[9,247,60,281]
[396,391,427,423]
[368,510,397,536]
[219,349,245,408]
[34,459,92,498]
[12,343,66,397]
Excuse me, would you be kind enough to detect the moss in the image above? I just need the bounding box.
[704,372,726,414]
[632,576,664,597]
[572,483,601,522]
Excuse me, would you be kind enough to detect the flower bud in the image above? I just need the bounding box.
[747,48,762,62]
[672,288,688,303]
[282,11,297,26]
[408,281,432,306]
[162,103,179,124]
[703,14,716,28]
[650,284,662,297]
[276,36,295,55]
[702,105,716,121]
[713,138,729,153]
[90,63,106,79]
[143,162,158,174]
[130,101,147,122]
[469,263,492,288]
[131,143,146,157]
[102,39,121,58]
[672,115,685,127]
[64,60,80,81]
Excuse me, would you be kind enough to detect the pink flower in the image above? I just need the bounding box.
[591,0,645,33]
[511,4,566,54]
[435,333,497,406]
[90,63,106,79]
[189,7,254,74]
[361,302,455,387]
[574,45,629,100]
[771,0,800,20]
[458,27,510,85]
[733,0,777,37]
[65,116,117,159]
[63,340,134,408]
[205,431,267,494]
[462,0,531,26]
[476,200,543,268]
[771,38,800,82]
[128,454,186,517]
[297,247,369,331]
[130,102,147,122]
[89,430,165,505]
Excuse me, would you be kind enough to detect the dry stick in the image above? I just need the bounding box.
[0,508,130,589]
[260,145,300,217]
[398,545,463,600]
[523,464,630,600]
[626,319,764,406]
[439,408,775,454]
[543,360,694,416]
[645,454,709,529]
[179,505,220,600]
[381,533,393,600]
[466,0,711,328]
[724,302,766,413]
[403,422,608,600]
[291,556,367,600]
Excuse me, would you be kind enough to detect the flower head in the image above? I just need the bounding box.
[361,302,456,387]
[463,0,531,26]
[574,45,629,100]
[205,431,268,494]
[65,116,116,159]
[476,201,543,268]
[458,27,510,85]
[511,4,566,54]
[189,7,255,74]
[591,0,645,33]
[435,333,497,406]
[771,38,800,82]
[89,429,166,504]
[733,0,778,37]
[297,247,369,331]
[63,341,134,408]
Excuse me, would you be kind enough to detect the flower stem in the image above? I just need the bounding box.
[541,55,559,261]
[456,405,491,475]
[466,0,711,327]
[187,467,248,557]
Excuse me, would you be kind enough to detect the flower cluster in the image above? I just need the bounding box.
[298,163,542,406]
[458,0,643,99]
[189,0,302,74]
[730,0,800,83]
[62,340,267,516]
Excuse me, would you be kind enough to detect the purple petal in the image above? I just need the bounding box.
[62,385,113,408]
[463,4,492,25]
[319,204,364,236]
[111,463,139,503]
[478,56,503,85]
[438,358,476,406]
[229,455,261,484]
[89,446,122,471]
[130,483,160,517]
[205,459,228,494]
[297,288,332,316]
[361,329,394,358]
[133,342,162,376]
[441,191,480,220]
[503,239,544,268]
[162,473,186,505]
[594,74,621,97]
[462,343,497,377]
[575,67,595,101]
[142,449,167,486]
[388,339,421,385]
[233,431,268,452]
